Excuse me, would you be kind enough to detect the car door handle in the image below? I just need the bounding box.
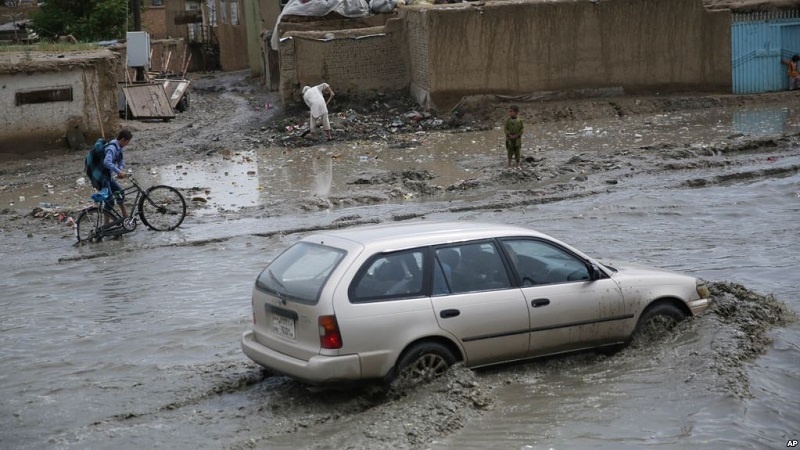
[531,298,550,308]
[440,309,460,318]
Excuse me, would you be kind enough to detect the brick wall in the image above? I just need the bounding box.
[142,6,168,39]
[279,22,408,103]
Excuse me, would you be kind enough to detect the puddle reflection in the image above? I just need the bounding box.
[152,139,482,213]
[129,105,800,213]
[733,107,791,135]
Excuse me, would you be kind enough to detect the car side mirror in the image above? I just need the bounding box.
[589,263,602,281]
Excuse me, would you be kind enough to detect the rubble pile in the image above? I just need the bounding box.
[258,92,481,147]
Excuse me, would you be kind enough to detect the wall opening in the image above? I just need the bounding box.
[15,87,73,106]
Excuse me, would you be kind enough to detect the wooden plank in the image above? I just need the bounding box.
[156,79,191,109]
[121,84,176,119]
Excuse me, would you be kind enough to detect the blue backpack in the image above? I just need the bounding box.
[85,138,111,190]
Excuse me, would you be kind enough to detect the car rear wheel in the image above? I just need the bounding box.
[633,302,687,341]
[391,342,456,389]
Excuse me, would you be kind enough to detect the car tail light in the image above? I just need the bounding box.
[318,315,343,349]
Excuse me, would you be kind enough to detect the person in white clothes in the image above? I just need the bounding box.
[302,83,335,140]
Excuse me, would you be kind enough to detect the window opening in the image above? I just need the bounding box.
[15,87,73,106]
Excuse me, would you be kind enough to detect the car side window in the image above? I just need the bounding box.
[350,249,425,302]
[500,239,590,286]
[435,242,511,294]
[432,247,460,295]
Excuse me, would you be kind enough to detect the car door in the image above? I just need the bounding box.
[499,238,629,357]
[430,241,530,367]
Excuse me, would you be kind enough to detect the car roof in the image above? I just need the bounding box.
[307,221,549,251]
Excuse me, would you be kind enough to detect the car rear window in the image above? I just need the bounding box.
[350,249,426,302]
[256,242,346,305]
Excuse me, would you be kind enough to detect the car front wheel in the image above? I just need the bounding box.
[633,302,687,341]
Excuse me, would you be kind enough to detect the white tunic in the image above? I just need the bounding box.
[302,83,330,119]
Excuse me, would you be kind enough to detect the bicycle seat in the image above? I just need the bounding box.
[91,188,110,202]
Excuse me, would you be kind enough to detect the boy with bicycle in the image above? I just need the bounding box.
[101,129,133,219]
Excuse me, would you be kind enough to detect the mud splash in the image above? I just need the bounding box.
[707,281,798,398]
[229,365,493,450]
[98,282,793,449]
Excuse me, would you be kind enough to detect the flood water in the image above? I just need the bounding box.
[1,113,799,448]
[427,172,800,449]
[135,104,800,214]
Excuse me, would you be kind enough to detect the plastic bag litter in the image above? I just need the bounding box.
[91,188,110,203]
[371,0,397,13]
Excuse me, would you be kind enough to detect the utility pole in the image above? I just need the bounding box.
[131,0,144,81]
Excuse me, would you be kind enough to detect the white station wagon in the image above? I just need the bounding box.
[241,221,711,386]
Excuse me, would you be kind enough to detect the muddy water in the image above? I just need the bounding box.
[135,104,800,215]
[2,171,797,449]
[426,173,800,449]
[148,134,487,213]
[2,110,799,448]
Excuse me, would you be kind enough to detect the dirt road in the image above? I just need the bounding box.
[2,70,800,239]
[1,70,799,449]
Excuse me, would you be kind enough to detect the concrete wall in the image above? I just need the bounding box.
[278,18,408,102]
[406,0,732,109]
[0,52,119,150]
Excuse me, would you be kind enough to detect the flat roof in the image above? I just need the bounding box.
[0,49,117,74]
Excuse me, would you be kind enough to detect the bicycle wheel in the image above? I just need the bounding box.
[75,206,116,243]
[138,185,186,231]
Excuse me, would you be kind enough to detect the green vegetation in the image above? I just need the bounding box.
[0,42,100,52]
[31,0,129,41]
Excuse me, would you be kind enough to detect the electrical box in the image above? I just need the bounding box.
[126,31,150,69]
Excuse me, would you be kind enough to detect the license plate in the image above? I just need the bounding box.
[272,315,296,339]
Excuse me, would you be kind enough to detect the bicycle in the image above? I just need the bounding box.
[75,173,187,244]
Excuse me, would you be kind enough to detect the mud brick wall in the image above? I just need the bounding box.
[278,21,408,103]
[404,0,732,109]
[279,38,298,100]
[0,52,119,149]
[274,0,730,110]
[404,9,431,108]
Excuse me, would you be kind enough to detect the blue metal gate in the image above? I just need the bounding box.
[732,11,800,94]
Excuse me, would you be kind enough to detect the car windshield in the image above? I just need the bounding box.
[256,242,346,304]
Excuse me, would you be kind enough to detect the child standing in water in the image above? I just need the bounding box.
[504,105,524,169]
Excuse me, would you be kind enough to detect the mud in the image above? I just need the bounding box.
[2,70,799,448]
[67,280,792,450]
[707,281,798,398]
[2,71,800,238]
